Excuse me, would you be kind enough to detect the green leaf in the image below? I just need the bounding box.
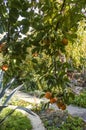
[3,84,24,106]
[0,78,16,98]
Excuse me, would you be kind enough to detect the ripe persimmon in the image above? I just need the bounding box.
[60,104,66,110]
[45,92,52,99]
[56,100,64,109]
[50,97,57,104]
[62,38,68,45]
[1,64,8,71]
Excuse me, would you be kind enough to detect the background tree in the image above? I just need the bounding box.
[66,19,86,68]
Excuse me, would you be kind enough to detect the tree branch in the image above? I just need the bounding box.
[55,0,66,31]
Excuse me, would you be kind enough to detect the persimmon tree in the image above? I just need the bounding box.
[0,0,86,103]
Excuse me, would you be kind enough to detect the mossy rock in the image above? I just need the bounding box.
[38,109,86,130]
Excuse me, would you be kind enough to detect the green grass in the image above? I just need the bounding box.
[69,91,86,108]
[0,108,32,130]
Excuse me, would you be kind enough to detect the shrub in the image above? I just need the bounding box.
[69,91,86,108]
[0,108,32,130]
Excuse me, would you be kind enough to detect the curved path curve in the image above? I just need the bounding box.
[27,113,45,130]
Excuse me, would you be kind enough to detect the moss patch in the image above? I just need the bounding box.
[0,108,32,130]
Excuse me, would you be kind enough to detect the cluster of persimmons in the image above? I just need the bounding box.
[44,92,66,110]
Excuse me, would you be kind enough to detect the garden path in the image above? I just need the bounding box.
[7,90,86,122]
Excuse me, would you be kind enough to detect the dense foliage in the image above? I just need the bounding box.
[0,0,86,101]
[65,19,86,68]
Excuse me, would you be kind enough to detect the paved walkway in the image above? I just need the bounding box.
[27,113,45,130]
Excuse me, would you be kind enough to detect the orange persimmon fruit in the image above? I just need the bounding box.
[1,64,8,71]
[62,38,68,46]
[60,104,66,110]
[45,92,52,99]
[50,97,57,104]
[56,100,64,109]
